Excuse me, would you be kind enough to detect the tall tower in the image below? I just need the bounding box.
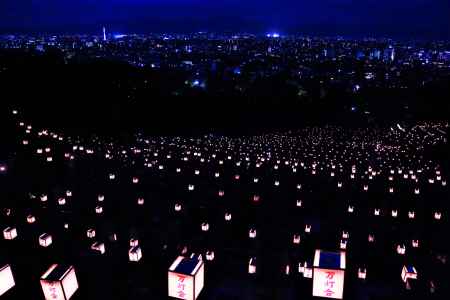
[103,26,106,41]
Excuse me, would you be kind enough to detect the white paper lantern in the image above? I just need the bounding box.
[201,223,209,232]
[168,256,204,300]
[368,234,375,243]
[130,239,139,247]
[392,210,398,217]
[137,198,145,205]
[58,198,66,206]
[249,229,257,238]
[293,234,301,244]
[358,268,367,280]
[412,239,419,248]
[347,206,354,213]
[27,215,36,224]
[0,264,15,296]
[340,239,347,250]
[91,242,105,254]
[342,231,349,239]
[396,244,406,255]
[434,212,442,220]
[38,233,52,246]
[296,200,302,207]
[374,208,381,216]
[41,194,48,202]
[87,229,96,238]
[66,190,72,197]
[401,265,417,283]
[95,206,103,214]
[224,213,232,221]
[40,264,79,300]
[3,227,17,240]
[129,246,142,262]
[408,211,415,219]
[188,184,195,191]
[206,251,215,261]
[132,177,139,184]
[97,194,105,202]
[305,224,311,233]
[248,258,256,274]
[175,203,182,212]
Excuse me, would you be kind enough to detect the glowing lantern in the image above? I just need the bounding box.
[188,184,195,191]
[224,213,232,221]
[40,264,78,300]
[58,198,66,206]
[249,229,257,238]
[248,258,256,274]
[46,157,53,162]
[412,240,419,248]
[3,227,17,240]
[129,246,142,262]
[234,174,240,180]
[313,250,346,299]
[215,172,220,178]
[0,264,15,296]
[396,244,406,255]
[177,168,181,173]
[194,170,199,175]
[175,204,182,212]
[340,239,347,250]
[337,182,343,188]
[27,215,36,224]
[434,212,442,220]
[132,177,139,184]
[401,265,418,283]
[389,187,394,193]
[342,231,349,239]
[305,224,311,233]
[374,208,381,216]
[95,206,103,214]
[87,229,96,238]
[296,200,302,207]
[304,264,313,278]
[137,198,145,205]
[201,223,209,232]
[130,239,139,247]
[97,194,105,202]
[358,268,367,280]
[347,206,354,213]
[253,195,260,202]
[368,234,375,243]
[168,256,204,300]
[293,234,301,244]
[39,233,52,247]
[206,251,215,261]
[408,211,415,219]
[253,178,258,183]
[37,149,43,154]
[41,194,48,202]
[22,140,29,145]
[218,190,224,197]
[109,174,115,180]
[392,210,398,218]
[91,242,105,254]
[66,191,72,197]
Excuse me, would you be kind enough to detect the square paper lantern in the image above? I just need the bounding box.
[91,242,105,254]
[0,264,15,296]
[313,250,346,299]
[40,264,78,300]
[129,246,142,262]
[401,265,417,283]
[3,227,17,240]
[39,233,53,247]
[168,256,204,300]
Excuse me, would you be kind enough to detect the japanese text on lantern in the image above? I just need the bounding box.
[176,275,187,299]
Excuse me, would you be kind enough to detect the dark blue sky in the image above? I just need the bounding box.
[1,0,449,38]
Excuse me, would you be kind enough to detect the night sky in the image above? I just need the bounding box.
[1,0,450,38]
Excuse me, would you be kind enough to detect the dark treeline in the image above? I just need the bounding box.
[1,48,449,137]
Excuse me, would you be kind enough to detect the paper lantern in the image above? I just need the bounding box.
[47,157,53,162]
[304,265,313,278]
[97,194,105,202]
[129,246,142,262]
[87,229,96,238]
[337,182,343,188]
[194,170,200,175]
[39,233,52,247]
[401,265,417,283]
[342,231,349,239]
[249,229,257,238]
[168,256,204,300]
[91,242,105,254]
[3,227,17,240]
[130,239,139,247]
[201,223,209,232]
[176,168,181,173]
[40,264,78,300]
[274,180,280,186]
[109,174,115,180]
[296,200,302,207]
[132,177,139,184]
[253,177,258,183]
[248,258,256,274]
[218,190,224,197]
[27,215,36,224]
[224,213,232,221]
[374,208,381,216]
[368,234,375,243]
[95,206,103,214]
[358,268,366,280]
[253,195,260,202]
[434,212,442,220]
[391,210,398,217]
[58,198,66,206]
[66,191,72,197]
[175,204,182,212]
[347,206,354,213]
[41,194,48,202]
[340,239,347,250]
[0,264,15,296]
[313,250,346,299]
[137,198,145,205]
[37,149,43,154]
[206,251,215,261]
[408,211,415,219]
[305,224,312,233]
[396,244,406,255]
[188,185,195,191]
[293,234,301,244]
[412,239,419,248]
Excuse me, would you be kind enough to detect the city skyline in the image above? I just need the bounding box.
[1,0,450,39]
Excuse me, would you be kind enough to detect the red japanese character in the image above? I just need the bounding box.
[325,271,335,279]
[324,288,335,296]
